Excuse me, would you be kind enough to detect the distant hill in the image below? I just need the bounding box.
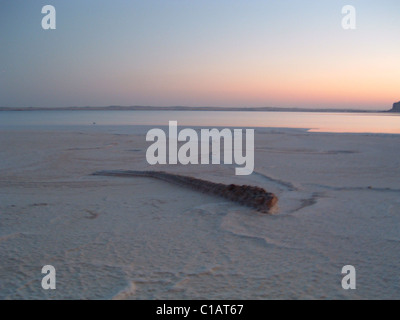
[388,101,400,113]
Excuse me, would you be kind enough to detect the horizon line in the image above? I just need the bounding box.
[0,105,395,113]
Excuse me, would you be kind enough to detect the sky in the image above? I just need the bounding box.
[0,0,399,110]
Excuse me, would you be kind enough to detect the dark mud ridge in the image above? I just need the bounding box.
[92,170,278,213]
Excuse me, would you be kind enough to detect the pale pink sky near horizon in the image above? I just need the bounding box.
[1,0,399,110]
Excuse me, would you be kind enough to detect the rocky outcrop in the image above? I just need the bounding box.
[92,170,278,213]
[389,101,400,112]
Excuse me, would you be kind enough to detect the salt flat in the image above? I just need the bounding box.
[0,126,399,299]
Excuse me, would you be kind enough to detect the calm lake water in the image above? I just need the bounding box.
[0,110,399,134]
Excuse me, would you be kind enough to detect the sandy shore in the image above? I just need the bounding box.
[1,126,399,299]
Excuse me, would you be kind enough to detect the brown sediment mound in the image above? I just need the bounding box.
[92,170,278,213]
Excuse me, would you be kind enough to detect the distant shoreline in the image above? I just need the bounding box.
[0,106,390,113]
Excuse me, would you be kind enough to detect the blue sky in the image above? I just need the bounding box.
[1,0,399,109]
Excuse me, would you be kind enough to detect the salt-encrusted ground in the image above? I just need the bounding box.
[1,126,399,299]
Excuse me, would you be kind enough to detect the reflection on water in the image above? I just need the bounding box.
[0,111,399,134]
